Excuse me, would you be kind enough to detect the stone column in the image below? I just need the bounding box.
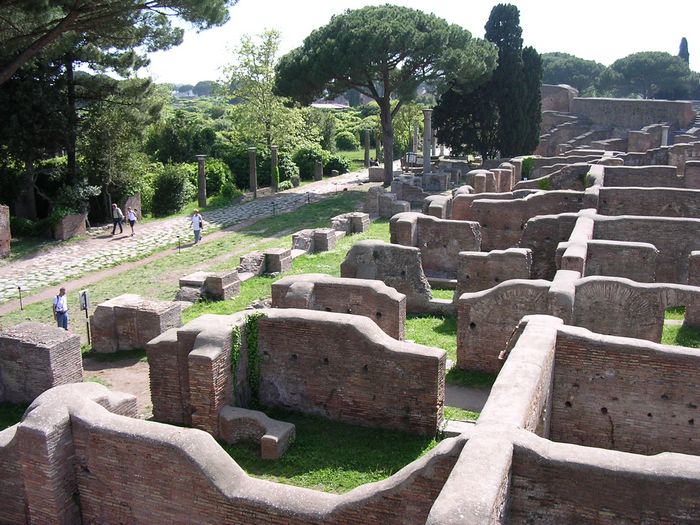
[0,204,10,258]
[423,109,432,175]
[248,148,257,199]
[270,145,279,192]
[440,143,445,156]
[364,129,370,168]
[413,123,419,153]
[314,161,323,181]
[432,129,437,156]
[196,155,207,207]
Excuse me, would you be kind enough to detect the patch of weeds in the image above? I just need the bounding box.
[446,367,497,389]
[85,375,112,388]
[444,406,479,421]
[83,348,148,363]
[405,314,457,361]
[537,177,551,191]
[661,323,700,348]
[246,312,265,407]
[431,288,454,300]
[221,407,439,493]
[0,402,28,431]
[665,307,686,321]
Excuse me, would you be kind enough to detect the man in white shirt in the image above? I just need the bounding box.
[53,287,69,330]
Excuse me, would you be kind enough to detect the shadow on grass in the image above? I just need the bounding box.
[221,407,438,493]
[662,323,700,348]
[446,367,497,390]
[82,348,148,367]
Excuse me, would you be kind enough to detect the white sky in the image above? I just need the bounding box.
[144,0,700,85]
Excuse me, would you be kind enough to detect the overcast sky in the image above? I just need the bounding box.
[144,0,700,85]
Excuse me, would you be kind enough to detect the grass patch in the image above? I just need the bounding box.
[339,149,366,170]
[221,407,439,493]
[85,375,112,388]
[445,367,497,390]
[665,306,686,320]
[83,348,148,362]
[444,406,479,421]
[405,314,457,361]
[431,288,454,300]
[661,323,700,348]
[0,402,28,431]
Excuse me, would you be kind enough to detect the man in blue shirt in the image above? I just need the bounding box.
[52,287,69,330]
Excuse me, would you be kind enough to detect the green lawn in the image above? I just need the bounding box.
[662,323,700,348]
[221,407,438,493]
[339,149,366,171]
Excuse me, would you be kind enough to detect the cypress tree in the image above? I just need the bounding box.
[521,46,543,154]
[679,37,690,65]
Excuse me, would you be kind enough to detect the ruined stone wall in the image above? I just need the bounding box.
[519,213,579,279]
[583,240,658,282]
[550,326,700,455]
[569,97,695,130]
[390,213,481,278]
[0,204,10,258]
[451,191,515,221]
[541,84,578,112]
[258,309,445,435]
[0,426,26,523]
[602,165,681,187]
[597,187,700,217]
[271,274,406,340]
[509,434,700,524]
[592,215,700,283]
[469,191,584,250]
[0,322,82,404]
[455,248,532,295]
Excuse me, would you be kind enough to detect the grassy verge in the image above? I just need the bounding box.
[444,406,479,422]
[431,288,454,301]
[665,306,685,321]
[446,367,497,390]
[221,407,438,493]
[0,402,28,431]
[405,315,457,361]
[661,323,700,348]
[339,149,366,171]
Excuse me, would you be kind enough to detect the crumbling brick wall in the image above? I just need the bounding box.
[597,187,700,217]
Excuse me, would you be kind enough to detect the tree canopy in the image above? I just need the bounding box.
[679,37,690,66]
[541,52,605,95]
[0,0,237,85]
[275,4,497,183]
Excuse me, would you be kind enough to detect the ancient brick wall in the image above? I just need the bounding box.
[0,322,82,403]
[455,248,532,295]
[451,191,515,221]
[550,326,700,455]
[271,274,406,340]
[597,186,700,217]
[258,309,445,435]
[0,426,26,523]
[592,215,700,283]
[390,213,481,279]
[0,204,11,258]
[519,212,579,279]
[541,84,578,112]
[602,164,681,187]
[583,240,658,282]
[570,97,695,130]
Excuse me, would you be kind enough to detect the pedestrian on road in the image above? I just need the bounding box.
[52,287,69,330]
[127,207,137,236]
[111,203,124,235]
[190,209,204,244]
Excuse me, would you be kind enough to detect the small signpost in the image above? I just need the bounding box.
[79,289,91,344]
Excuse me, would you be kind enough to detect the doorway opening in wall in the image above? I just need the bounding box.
[662,306,700,348]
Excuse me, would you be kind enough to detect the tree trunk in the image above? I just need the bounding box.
[379,99,394,185]
[65,53,78,185]
[15,155,38,220]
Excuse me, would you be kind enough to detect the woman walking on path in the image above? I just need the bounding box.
[127,207,137,236]
[190,209,204,244]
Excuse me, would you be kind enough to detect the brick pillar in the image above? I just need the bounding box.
[687,251,700,326]
[364,128,370,168]
[314,161,323,181]
[423,109,432,175]
[0,204,10,258]
[248,147,257,199]
[270,145,278,192]
[196,155,207,207]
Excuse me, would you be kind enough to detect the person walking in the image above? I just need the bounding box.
[111,203,124,235]
[190,209,204,244]
[126,207,137,236]
[52,287,69,330]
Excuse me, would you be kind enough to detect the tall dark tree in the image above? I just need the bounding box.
[434,85,500,160]
[485,3,525,156]
[275,5,497,184]
[679,37,690,66]
[521,46,542,154]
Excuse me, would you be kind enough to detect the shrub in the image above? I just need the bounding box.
[10,217,37,237]
[325,154,350,175]
[152,164,196,217]
[205,158,232,195]
[278,152,299,182]
[537,177,551,191]
[220,181,243,201]
[291,175,301,187]
[292,145,330,180]
[521,156,534,180]
[277,180,293,191]
[335,130,360,151]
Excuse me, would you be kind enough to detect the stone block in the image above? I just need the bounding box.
[292,229,315,252]
[90,294,182,353]
[685,160,700,189]
[0,204,9,258]
[313,161,323,181]
[368,166,385,182]
[331,212,370,234]
[265,248,292,274]
[422,172,450,192]
[0,322,82,403]
[53,213,86,241]
[238,251,265,276]
[219,406,295,460]
[122,193,142,220]
[391,200,410,216]
[365,185,385,215]
[312,228,337,252]
[204,271,241,300]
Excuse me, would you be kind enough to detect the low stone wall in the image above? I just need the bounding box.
[389,213,481,279]
[541,84,578,113]
[90,294,182,353]
[597,186,700,217]
[0,322,82,403]
[602,164,681,187]
[582,240,658,282]
[455,248,532,295]
[271,274,406,340]
[569,97,695,130]
[258,309,445,435]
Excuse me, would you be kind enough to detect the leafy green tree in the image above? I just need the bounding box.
[599,51,696,99]
[679,37,690,66]
[485,3,526,156]
[145,109,216,163]
[222,29,304,152]
[521,46,542,154]
[0,0,236,85]
[434,85,500,160]
[275,5,496,184]
[541,52,606,95]
[193,80,215,96]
